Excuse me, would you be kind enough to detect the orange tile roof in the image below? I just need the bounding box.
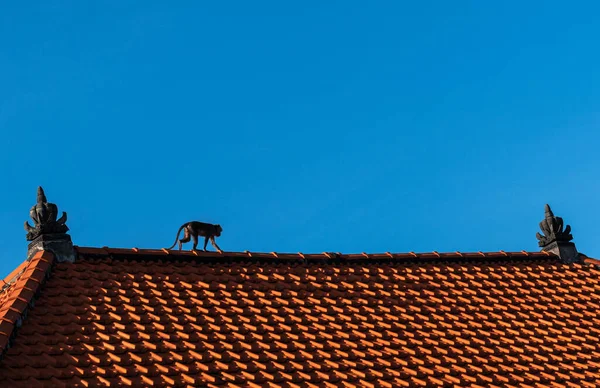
[0,251,54,355]
[1,246,600,387]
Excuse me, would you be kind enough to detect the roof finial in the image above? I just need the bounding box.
[24,187,75,263]
[37,186,47,204]
[536,204,573,247]
[24,186,69,241]
[544,203,553,218]
[536,204,579,263]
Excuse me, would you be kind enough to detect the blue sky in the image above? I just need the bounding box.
[1,2,599,277]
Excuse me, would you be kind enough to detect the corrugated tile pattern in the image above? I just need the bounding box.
[1,248,600,387]
[0,251,54,354]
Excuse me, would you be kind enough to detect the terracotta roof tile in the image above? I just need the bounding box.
[0,247,599,386]
[0,251,55,353]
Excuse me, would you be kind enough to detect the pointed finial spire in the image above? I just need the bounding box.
[544,203,553,218]
[536,204,572,247]
[24,186,75,263]
[24,186,69,241]
[37,186,47,204]
[536,204,579,263]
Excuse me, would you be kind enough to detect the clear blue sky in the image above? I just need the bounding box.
[1,2,599,277]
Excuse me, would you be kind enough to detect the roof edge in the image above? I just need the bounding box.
[583,256,600,266]
[74,246,566,265]
[1,260,32,291]
[0,251,55,359]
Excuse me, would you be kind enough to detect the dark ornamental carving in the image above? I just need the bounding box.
[536,204,573,247]
[24,187,69,241]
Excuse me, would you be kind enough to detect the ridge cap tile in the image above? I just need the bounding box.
[73,245,565,266]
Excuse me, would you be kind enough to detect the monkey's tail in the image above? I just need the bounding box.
[165,224,186,250]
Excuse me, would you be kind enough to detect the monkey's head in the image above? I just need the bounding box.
[214,224,223,237]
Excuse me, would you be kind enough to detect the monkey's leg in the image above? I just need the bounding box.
[203,236,209,252]
[179,229,191,251]
[192,235,199,251]
[210,237,221,252]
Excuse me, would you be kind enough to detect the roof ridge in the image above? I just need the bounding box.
[0,251,55,359]
[74,246,562,264]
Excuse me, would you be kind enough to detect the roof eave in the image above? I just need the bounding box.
[0,251,55,359]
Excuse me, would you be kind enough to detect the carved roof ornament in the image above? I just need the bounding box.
[24,187,69,241]
[536,204,573,247]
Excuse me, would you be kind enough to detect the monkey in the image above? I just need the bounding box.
[166,221,223,252]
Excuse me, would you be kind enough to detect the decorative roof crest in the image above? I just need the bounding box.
[24,187,69,241]
[535,204,573,247]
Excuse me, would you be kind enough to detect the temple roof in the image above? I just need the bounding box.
[1,246,599,387]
